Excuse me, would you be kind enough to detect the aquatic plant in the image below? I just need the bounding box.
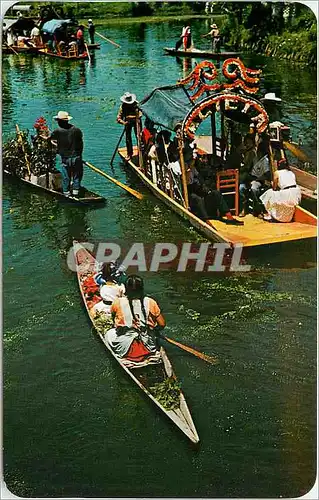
[150,376,181,410]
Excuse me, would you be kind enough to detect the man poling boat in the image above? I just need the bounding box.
[3,117,104,204]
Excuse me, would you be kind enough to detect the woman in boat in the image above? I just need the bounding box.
[106,275,165,362]
[259,158,301,222]
[91,262,125,317]
[175,25,192,51]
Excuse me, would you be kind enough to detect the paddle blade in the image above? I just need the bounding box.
[283,141,309,162]
[163,336,219,365]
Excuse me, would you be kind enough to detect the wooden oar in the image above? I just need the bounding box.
[162,335,218,365]
[110,128,126,168]
[283,141,310,162]
[4,41,18,55]
[83,25,121,48]
[84,42,91,64]
[16,124,31,178]
[84,160,143,200]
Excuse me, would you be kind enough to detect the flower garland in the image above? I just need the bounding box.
[183,93,269,139]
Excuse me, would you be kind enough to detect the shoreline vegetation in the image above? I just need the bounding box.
[6,2,317,64]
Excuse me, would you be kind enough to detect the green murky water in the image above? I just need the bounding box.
[2,19,317,498]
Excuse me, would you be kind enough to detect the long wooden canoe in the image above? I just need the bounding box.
[74,241,199,444]
[38,48,89,61]
[164,47,240,59]
[2,45,42,54]
[4,169,105,205]
[87,43,101,50]
[118,146,317,248]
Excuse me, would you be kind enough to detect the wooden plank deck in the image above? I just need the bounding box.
[207,213,317,247]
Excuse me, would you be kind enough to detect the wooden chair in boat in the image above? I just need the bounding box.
[68,43,78,57]
[216,168,239,216]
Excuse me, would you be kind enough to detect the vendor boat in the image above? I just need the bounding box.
[74,241,200,444]
[117,59,317,248]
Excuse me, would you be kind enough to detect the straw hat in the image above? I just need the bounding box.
[120,92,137,104]
[261,92,282,102]
[54,111,73,121]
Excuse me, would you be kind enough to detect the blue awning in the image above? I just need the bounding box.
[139,85,194,131]
[41,19,72,34]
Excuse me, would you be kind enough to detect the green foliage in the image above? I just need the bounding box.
[94,312,113,335]
[150,376,181,410]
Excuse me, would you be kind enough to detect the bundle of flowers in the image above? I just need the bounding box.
[82,275,101,309]
[31,116,56,175]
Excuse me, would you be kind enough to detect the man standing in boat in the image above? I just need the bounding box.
[87,19,95,45]
[49,111,84,197]
[201,23,221,53]
[76,24,85,54]
[117,92,140,161]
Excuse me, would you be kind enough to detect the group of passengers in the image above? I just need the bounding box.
[90,262,165,364]
[116,91,301,225]
[141,120,301,224]
[43,22,93,56]
[5,19,95,57]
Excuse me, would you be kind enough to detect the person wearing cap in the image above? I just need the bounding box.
[87,19,95,45]
[117,92,139,161]
[260,92,282,123]
[49,111,84,197]
[201,23,220,53]
[76,25,85,54]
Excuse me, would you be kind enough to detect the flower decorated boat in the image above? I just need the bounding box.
[117,58,317,248]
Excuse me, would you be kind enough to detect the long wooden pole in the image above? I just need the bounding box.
[15,124,31,178]
[136,109,144,171]
[162,335,218,365]
[84,161,143,200]
[110,128,126,167]
[83,25,121,48]
[4,41,18,55]
[177,133,189,209]
[84,42,91,64]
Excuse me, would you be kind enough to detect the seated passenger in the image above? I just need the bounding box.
[260,158,301,222]
[239,133,257,215]
[106,275,165,362]
[91,262,125,317]
[188,168,244,225]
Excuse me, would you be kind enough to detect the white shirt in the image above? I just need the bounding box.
[31,26,40,37]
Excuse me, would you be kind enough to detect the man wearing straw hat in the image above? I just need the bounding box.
[50,111,84,197]
[201,23,220,53]
[117,92,139,161]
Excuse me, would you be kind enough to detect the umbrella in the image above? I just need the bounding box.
[41,19,72,34]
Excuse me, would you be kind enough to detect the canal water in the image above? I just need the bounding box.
[2,19,317,498]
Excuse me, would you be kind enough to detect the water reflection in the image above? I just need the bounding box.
[3,180,92,253]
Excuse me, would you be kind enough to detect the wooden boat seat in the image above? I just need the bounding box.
[68,45,78,57]
[216,169,239,216]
